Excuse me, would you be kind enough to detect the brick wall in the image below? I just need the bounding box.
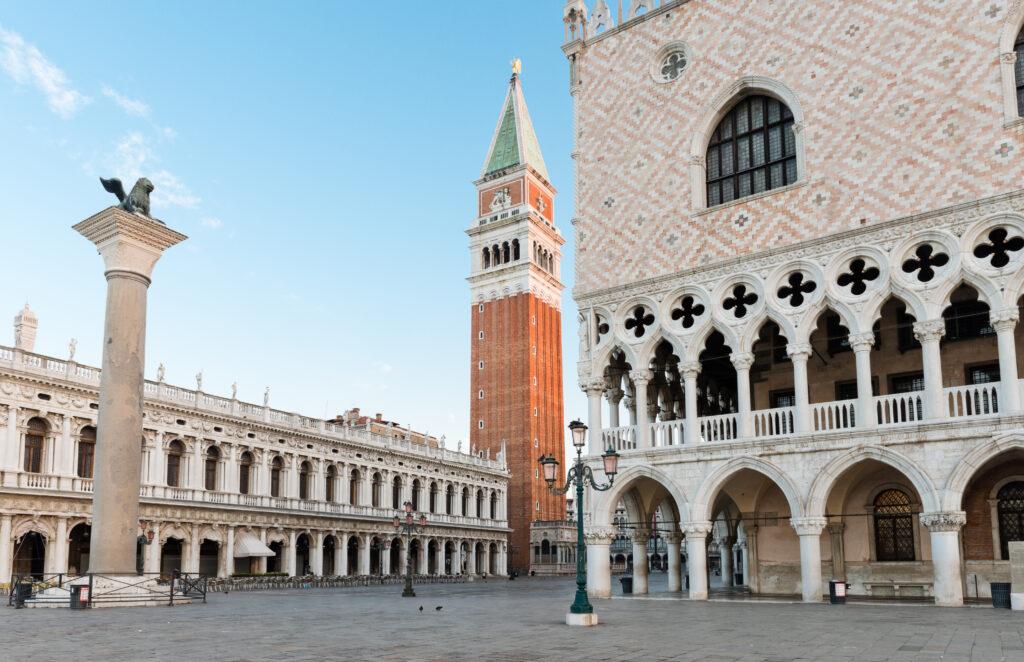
[962,454,1024,560]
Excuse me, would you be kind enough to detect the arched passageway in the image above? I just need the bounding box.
[68,523,90,575]
[13,531,46,578]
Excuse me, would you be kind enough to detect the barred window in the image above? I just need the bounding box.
[874,489,915,561]
[706,95,797,207]
[1016,31,1024,116]
[997,481,1024,559]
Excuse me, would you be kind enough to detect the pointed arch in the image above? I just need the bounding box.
[592,464,690,526]
[806,445,940,517]
[684,320,741,362]
[944,432,1024,511]
[636,330,685,369]
[739,308,798,353]
[691,456,804,522]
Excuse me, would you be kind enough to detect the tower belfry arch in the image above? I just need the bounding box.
[468,62,565,574]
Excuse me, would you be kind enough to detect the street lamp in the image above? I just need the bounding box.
[538,419,620,626]
[393,500,427,597]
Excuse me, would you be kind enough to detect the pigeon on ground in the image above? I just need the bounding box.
[435,606,443,611]
[418,606,423,612]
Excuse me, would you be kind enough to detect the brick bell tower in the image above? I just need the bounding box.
[468,61,565,574]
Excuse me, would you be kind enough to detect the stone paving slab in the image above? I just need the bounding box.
[1,577,1023,662]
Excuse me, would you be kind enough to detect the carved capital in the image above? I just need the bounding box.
[622,396,635,410]
[581,378,606,396]
[730,352,755,370]
[665,531,684,544]
[604,387,624,405]
[73,207,187,281]
[827,522,846,536]
[848,332,875,352]
[786,343,812,360]
[583,526,617,545]
[680,361,701,379]
[913,319,946,343]
[920,511,966,532]
[631,527,651,543]
[790,517,828,536]
[682,520,713,537]
[990,307,1020,331]
[629,369,654,386]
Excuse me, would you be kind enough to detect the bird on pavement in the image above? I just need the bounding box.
[418,606,423,612]
[435,606,443,611]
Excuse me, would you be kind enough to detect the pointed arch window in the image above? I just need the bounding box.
[997,481,1024,559]
[706,95,797,207]
[873,489,915,561]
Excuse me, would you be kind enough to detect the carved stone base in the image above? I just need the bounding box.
[565,611,599,626]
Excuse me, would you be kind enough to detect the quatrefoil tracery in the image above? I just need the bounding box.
[671,296,706,329]
[777,272,817,307]
[723,285,758,319]
[836,258,880,296]
[901,244,949,283]
[596,314,610,343]
[624,306,655,338]
[974,227,1024,269]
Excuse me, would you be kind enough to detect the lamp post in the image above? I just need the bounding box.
[538,419,620,626]
[393,501,427,598]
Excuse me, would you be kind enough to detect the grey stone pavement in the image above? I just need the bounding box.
[2,575,1023,662]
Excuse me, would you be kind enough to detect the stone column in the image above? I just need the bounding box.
[681,362,700,445]
[312,531,324,576]
[630,370,654,449]
[787,344,813,434]
[992,309,1021,412]
[583,527,614,597]
[418,539,429,574]
[399,539,409,576]
[666,532,682,592]
[584,379,605,454]
[191,439,204,490]
[0,515,11,583]
[382,540,392,575]
[2,406,19,487]
[913,320,947,419]
[225,445,239,494]
[339,533,349,577]
[922,511,966,606]
[745,522,759,593]
[738,540,749,586]
[606,388,623,429]
[187,523,201,573]
[286,530,298,576]
[51,516,69,575]
[684,521,713,600]
[333,534,344,577]
[57,416,74,489]
[360,533,371,575]
[74,208,186,575]
[791,517,827,603]
[849,332,876,428]
[144,523,161,574]
[631,528,650,594]
[224,526,235,578]
[255,529,267,574]
[624,396,637,426]
[827,522,846,581]
[452,542,461,576]
[731,353,754,438]
[718,536,734,588]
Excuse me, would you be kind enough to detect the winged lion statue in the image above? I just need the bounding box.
[100,177,155,217]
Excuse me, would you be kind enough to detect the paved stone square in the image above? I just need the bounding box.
[2,576,1023,661]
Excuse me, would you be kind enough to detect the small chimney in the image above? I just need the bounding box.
[375,412,383,422]
[14,304,37,352]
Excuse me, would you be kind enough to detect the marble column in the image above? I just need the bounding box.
[339,533,349,577]
[738,540,749,586]
[684,521,713,600]
[51,516,69,575]
[992,309,1021,412]
[827,522,846,581]
[360,534,371,575]
[224,526,235,578]
[922,511,967,606]
[787,344,813,434]
[631,529,650,594]
[187,523,201,573]
[745,523,759,593]
[731,353,755,438]
[144,523,161,574]
[466,542,475,575]
[791,517,827,603]
[584,528,615,597]
[584,379,605,455]
[849,332,876,428]
[418,540,429,574]
[631,369,654,449]
[399,539,409,576]
[606,388,623,429]
[2,406,19,487]
[0,515,12,583]
[913,320,947,419]
[255,529,268,574]
[719,536,734,588]
[666,532,682,592]
[312,531,324,576]
[286,530,298,576]
[74,208,186,575]
[624,396,637,426]
[682,362,701,445]
[382,540,391,575]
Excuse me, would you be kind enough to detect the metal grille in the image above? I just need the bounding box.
[874,489,915,561]
[998,481,1024,559]
[1016,32,1024,117]
[706,95,797,206]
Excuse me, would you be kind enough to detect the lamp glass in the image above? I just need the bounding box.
[601,447,620,476]
[568,420,588,448]
[404,501,413,514]
[540,455,559,483]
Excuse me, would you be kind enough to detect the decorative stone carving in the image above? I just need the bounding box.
[583,526,617,545]
[682,521,713,537]
[920,511,967,532]
[789,517,828,536]
[730,352,755,370]
[848,332,875,352]
[913,319,946,343]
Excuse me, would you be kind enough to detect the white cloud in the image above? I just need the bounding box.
[101,85,150,117]
[200,217,223,229]
[109,132,201,209]
[0,25,89,118]
[377,362,393,374]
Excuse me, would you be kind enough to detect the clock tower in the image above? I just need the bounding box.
[467,63,565,574]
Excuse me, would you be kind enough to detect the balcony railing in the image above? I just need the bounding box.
[601,381,1013,451]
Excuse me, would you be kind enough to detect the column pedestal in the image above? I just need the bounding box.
[74,207,186,575]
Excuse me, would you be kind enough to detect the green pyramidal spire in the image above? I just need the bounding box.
[481,66,550,181]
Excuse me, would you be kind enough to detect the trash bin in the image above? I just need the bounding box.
[828,580,847,605]
[620,576,633,594]
[991,582,1011,609]
[69,585,88,610]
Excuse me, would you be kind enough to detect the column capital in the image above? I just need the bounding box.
[73,207,188,281]
[920,510,966,532]
[786,343,812,360]
[789,517,827,536]
[583,526,617,545]
[680,361,701,379]
[682,520,713,537]
[730,352,755,370]
[665,531,683,544]
[826,521,846,535]
[581,378,606,395]
[913,319,946,343]
[848,332,875,352]
[630,527,651,542]
[629,369,654,385]
[604,387,624,405]
[990,307,1020,331]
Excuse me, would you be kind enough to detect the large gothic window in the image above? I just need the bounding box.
[1016,30,1024,116]
[997,481,1024,559]
[873,489,915,561]
[706,95,797,207]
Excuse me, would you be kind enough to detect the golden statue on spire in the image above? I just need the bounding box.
[511,58,522,76]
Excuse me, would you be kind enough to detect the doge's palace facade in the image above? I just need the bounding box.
[0,309,508,585]
[565,0,1024,605]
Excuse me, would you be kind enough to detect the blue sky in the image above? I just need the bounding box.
[0,2,586,449]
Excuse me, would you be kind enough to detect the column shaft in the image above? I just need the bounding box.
[791,518,826,603]
[683,365,700,445]
[923,512,966,607]
[850,333,876,428]
[731,354,754,438]
[632,371,653,449]
[788,345,812,433]
[684,522,712,600]
[993,312,1021,412]
[631,538,649,594]
[914,321,946,419]
[666,535,682,592]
